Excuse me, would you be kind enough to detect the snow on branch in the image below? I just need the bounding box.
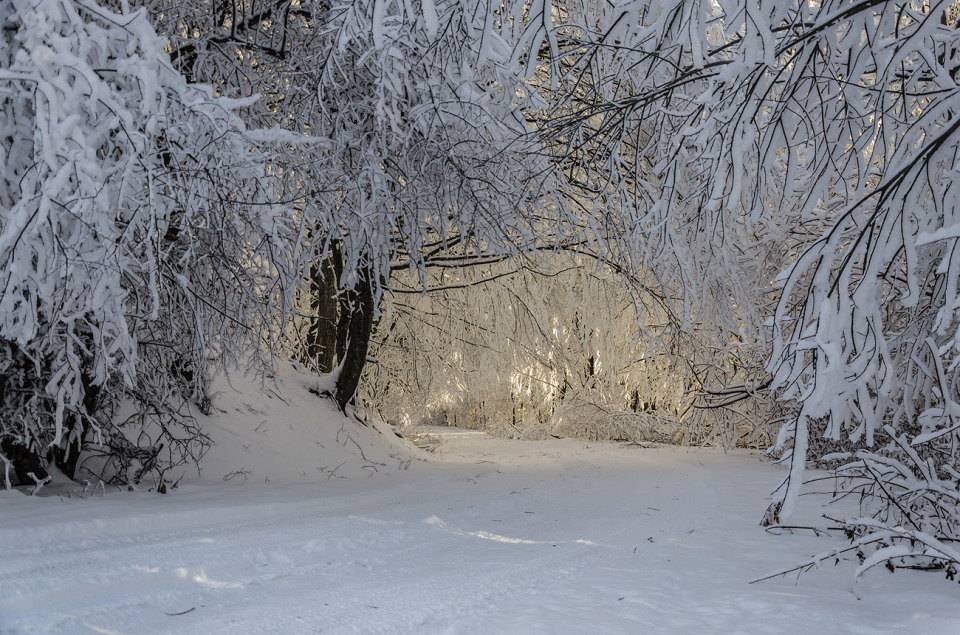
[0,0,293,485]
[530,0,960,577]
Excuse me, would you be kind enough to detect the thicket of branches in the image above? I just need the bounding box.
[0,0,567,487]
[532,0,960,578]
[0,0,306,487]
[365,253,780,449]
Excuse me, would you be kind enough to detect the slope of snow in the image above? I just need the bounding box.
[75,364,419,488]
[191,365,418,483]
[2,428,959,633]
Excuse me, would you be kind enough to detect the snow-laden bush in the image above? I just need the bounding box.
[0,0,295,487]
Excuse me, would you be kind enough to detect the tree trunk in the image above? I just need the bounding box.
[51,373,100,480]
[332,244,351,363]
[304,253,339,373]
[334,266,375,411]
[0,440,48,486]
[336,292,351,363]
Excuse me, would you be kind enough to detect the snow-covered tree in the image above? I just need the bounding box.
[533,0,960,575]
[365,251,779,449]
[0,0,300,487]
[297,0,565,408]
[0,0,578,486]
[124,0,571,411]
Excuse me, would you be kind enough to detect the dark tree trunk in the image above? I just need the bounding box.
[0,340,41,485]
[334,266,375,411]
[331,244,351,363]
[51,374,100,480]
[0,339,50,485]
[335,293,351,363]
[304,253,339,373]
[0,325,104,486]
[0,440,48,486]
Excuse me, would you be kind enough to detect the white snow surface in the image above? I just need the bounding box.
[3,428,959,633]
[77,364,418,487]
[185,366,417,483]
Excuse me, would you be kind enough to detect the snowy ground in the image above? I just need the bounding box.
[2,427,959,633]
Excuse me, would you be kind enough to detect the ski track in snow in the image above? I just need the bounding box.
[2,429,959,634]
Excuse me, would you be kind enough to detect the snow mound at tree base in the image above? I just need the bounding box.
[196,365,419,484]
[71,364,420,489]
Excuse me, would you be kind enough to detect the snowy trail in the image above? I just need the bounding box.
[2,429,958,633]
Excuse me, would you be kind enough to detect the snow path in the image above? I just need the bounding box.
[2,429,958,633]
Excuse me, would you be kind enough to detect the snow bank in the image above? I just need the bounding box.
[190,365,419,484]
[66,364,420,490]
